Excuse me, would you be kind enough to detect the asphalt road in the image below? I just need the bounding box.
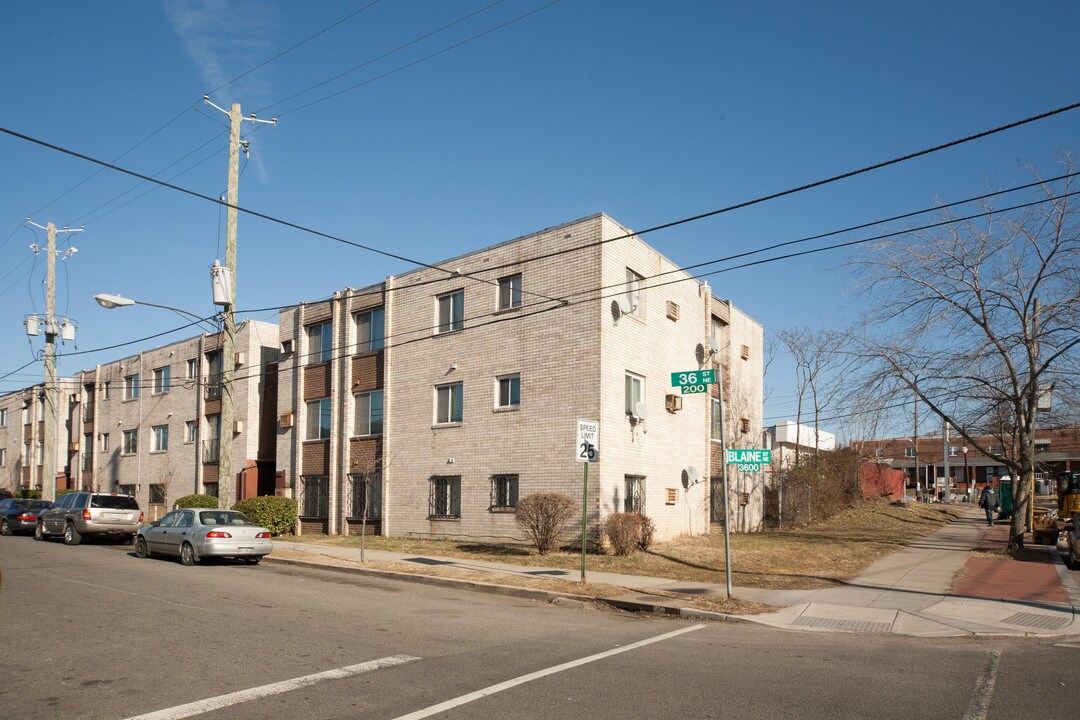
[2,535,1078,720]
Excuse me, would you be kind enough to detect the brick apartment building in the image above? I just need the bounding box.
[65,319,279,517]
[276,213,764,542]
[0,380,77,494]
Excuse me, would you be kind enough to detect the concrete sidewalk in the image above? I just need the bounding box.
[268,507,1080,637]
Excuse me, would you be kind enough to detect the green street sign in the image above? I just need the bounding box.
[680,384,708,395]
[725,448,771,472]
[671,369,716,387]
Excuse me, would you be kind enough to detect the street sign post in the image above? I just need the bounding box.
[671,369,716,395]
[725,448,772,473]
[575,419,599,582]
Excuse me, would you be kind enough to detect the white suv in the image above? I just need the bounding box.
[36,491,143,545]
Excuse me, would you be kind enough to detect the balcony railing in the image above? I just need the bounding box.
[204,383,222,401]
[81,454,92,471]
[202,438,220,463]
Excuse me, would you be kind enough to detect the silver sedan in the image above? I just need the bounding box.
[135,508,273,566]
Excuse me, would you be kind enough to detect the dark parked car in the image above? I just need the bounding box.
[0,499,52,535]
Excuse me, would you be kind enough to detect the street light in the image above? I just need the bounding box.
[94,294,219,332]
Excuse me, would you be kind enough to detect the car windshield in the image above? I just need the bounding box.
[198,511,255,527]
[29,500,52,509]
[91,495,140,510]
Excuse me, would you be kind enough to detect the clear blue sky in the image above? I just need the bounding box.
[1,0,1078,437]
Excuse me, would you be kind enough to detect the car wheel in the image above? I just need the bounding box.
[34,523,46,541]
[244,556,261,565]
[63,523,81,546]
[135,537,149,559]
[1,519,11,536]
[180,543,196,566]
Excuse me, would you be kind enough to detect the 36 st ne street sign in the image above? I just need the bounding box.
[671,369,716,395]
[725,448,771,472]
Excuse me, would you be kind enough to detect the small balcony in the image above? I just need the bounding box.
[202,438,220,463]
[204,383,222,401]
[81,454,92,472]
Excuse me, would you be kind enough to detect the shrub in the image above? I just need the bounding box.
[232,496,297,536]
[16,489,42,499]
[55,489,73,499]
[603,513,656,556]
[514,493,576,554]
[174,494,219,509]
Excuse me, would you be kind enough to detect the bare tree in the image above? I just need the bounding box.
[853,163,1080,548]
[777,327,846,463]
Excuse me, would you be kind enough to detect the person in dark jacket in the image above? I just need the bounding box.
[978,484,997,526]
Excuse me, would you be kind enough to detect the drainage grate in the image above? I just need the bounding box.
[791,616,892,634]
[1001,611,1071,630]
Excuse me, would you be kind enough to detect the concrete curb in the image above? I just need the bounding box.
[267,554,749,620]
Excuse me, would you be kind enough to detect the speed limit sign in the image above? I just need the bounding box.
[575,419,600,463]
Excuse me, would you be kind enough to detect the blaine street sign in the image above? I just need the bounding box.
[725,448,771,472]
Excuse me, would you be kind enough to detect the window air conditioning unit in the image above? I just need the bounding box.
[235,352,246,367]
[665,394,683,413]
[233,419,244,434]
[69,393,79,404]
[666,301,680,321]
[279,413,294,428]
[280,340,293,355]
[69,441,79,451]
[741,344,751,360]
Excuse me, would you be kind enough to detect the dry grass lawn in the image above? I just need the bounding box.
[282,499,968,592]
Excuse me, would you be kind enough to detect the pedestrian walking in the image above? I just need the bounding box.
[978,483,997,526]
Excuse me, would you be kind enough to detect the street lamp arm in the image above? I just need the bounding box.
[94,293,220,332]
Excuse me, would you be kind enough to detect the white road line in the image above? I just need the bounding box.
[390,624,706,720]
[122,655,419,720]
[962,649,1002,720]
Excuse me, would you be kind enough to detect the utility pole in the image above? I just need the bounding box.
[25,220,82,502]
[204,97,275,509]
[942,419,951,501]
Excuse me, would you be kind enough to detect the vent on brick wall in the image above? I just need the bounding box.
[279,413,294,428]
[666,301,680,321]
[741,344,750,360]
[665,488,678,505]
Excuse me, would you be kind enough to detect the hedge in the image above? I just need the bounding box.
[174,494,220,509]
[232,496,297,536]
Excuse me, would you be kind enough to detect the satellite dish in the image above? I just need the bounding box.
[633,401,648,421]
[681,466,699,489]
[707,337,720,356]
[615,296,634,317]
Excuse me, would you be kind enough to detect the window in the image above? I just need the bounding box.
[82,433,92,470]
[102,381,111,400]
[354,390,384,436]
[437,290,464,334]
[148,484,167,505]
[185,420,197,443]
[0,408,6,427]
[118,484,135,498]
[152,425,169,452]
[124,374,139,400]
[153,366,170,394]
[491,475,519,510]
[300,476,329,518]
[348,473,381,520]
[203,482,219,498]
[355,307,385,353]
[306,321,333,363]
[1035,440,1051,452]
[625,475,645,513]
[625,372,644,417]
[83,383,95,419]
[625,268,643,317]
[711,398,721,441]
[429,476,461,518]
[22,442,30,465]
[989,444,1004,455]
[122,430,138,455]
[497,375,521,409]
[948,446,960,457]
[100,433,110,452]
[186,359,198,380]
[306,398,331,440]
[0,448,5,467]
[435,383,463,424]
[905,447,916,458]
[498,274,522,310]
[280,339,293,355]
[205,351,222,400]
[36,441,43,466]
[21,402,29,425]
